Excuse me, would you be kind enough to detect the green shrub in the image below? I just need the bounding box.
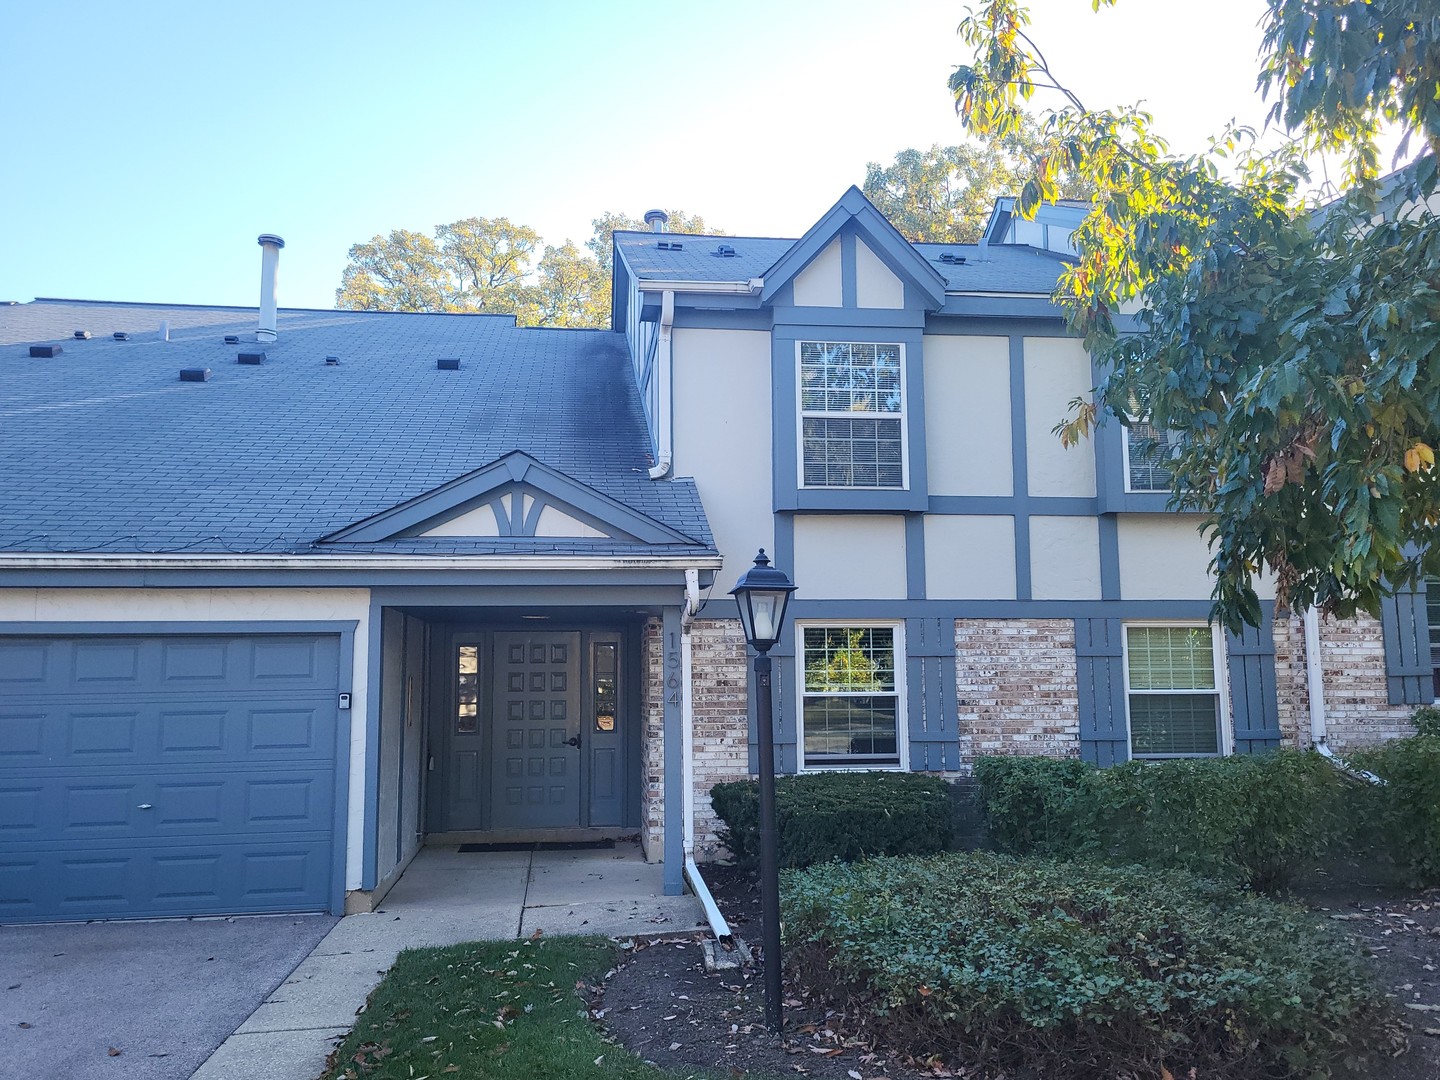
[975,750,1344,890]
[973,755,1101,858]
[1350,728,1440,887]
[709,772,953,869]
[782,852,1399,1078]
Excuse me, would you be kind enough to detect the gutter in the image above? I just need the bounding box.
[0,553,723,571]
[680,566,735,946]
[648,291,676,479]
[638,278,764,295]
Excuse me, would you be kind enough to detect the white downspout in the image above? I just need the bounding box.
[681,566,734,944]
[647,290,675,480]
[1305,606,1385,783]
[1303,607,1328,747]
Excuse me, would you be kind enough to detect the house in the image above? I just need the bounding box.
[0,189,1429,925]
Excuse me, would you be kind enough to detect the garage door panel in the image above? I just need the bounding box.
[3,767,335,842]
[1,696,337,767]
[0,839,333,921]
[0,632,340,922]
[1,636,342,698]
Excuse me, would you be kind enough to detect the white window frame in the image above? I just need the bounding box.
[1121,621,1231,759]
[1122,421,1184,494]
[796,619,908,772]
[796,341,909,491]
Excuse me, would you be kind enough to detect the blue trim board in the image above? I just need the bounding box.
[935,296,1068,321]
[771,307,926,328]
[840,231,858,309]
[905,514,926,600]
[0,570,711,590]
[928,495,1096,515]
[924,317,1076,338]
[785,598,1222,620]
[0,618,358,917]
[1009,335,1032,601]
[1098,515,1121,601]
[661,606,685,895]
[362,598,383,890]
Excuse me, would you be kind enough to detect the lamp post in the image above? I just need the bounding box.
[729,548,797,1033]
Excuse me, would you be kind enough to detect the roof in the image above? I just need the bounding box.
[0,299,715,558]
[613,231,1069,294]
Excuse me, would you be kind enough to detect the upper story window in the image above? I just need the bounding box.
[799,341,906,489]
[1124,420,1184,493]
[1124,623,1225,758]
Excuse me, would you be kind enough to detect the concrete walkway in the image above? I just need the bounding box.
[191,842,704,1080]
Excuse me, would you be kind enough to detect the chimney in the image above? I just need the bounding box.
[643,209,669,233]
[256,233,285,342]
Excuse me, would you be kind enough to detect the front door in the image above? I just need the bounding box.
[490,632,582,828]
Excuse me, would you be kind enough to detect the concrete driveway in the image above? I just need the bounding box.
[0,913,337,1080]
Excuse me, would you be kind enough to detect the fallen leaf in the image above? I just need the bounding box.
[107,1047,121,1057]
[529,928,543,941]
[669,1041,682,1051]
[17,1022,31,1029]
[848,1072,863,1079]
[593,1056,604,1066]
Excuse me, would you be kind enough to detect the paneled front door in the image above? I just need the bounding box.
[489,632,582,829]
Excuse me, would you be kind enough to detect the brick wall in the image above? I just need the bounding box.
[954,618,1080,771]
[639,617,753,863]
[1272,611,1310,748]
[689,618,751,858]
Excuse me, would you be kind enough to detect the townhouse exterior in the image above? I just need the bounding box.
[0,188,1428,925]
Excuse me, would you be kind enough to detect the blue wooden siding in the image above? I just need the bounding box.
[1225,612,1281,752]
[1380,581,1434,705]
[1074,617,1129,765]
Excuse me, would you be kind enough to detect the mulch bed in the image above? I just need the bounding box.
[597,862,1440,1079]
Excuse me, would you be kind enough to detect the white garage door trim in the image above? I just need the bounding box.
[0,620,356,923]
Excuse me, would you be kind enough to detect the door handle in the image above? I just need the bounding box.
[564,735,581,748]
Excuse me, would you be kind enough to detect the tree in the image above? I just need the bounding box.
[437,216,540,312]
[951,0,1440,630]
[862,118,1092,243]
[335,229,453,312]
[337,218,540,313]
[519,241,610,329]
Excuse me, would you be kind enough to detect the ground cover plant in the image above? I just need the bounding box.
[317,936,727,1080]
[975,748,1347,889]
[782,851,1402,1078]
[709,771,953,869]
[1350,714,1440,887]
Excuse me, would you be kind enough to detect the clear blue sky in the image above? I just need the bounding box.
[2,0,1283,311]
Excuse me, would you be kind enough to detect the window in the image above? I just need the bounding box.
[799,341,905,488]
[1124,420,1184,493]
[800,624,904,767]
[1124,624,1224,757]
[456,644,479,733]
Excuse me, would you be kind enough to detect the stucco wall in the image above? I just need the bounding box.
[671,326,773,580]
[1023,336,1095,498]
[793,514,907,599]
[854,238,904,309]
[923,334,1012,497]
[792,238,842,306]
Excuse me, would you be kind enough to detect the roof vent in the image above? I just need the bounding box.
[644,209,669,233]
[73,330,91,340]
[938,252,967,265]
[714,244,736,257]
[437,357,460,370]
[224,335,240,344]
[237,351,266,365]
[657,240,684,251]
[112,332,129,341]
[179,367,211,382]
[324,355,340,366]
[29,344,62,358]
[159,321,170,342]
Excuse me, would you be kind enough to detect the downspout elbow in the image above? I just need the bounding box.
[647,290,676,480]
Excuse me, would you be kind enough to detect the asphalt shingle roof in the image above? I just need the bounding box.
[0,300,715,557]
[614,231,1069,293]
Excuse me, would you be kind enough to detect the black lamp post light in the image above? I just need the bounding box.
[729,548,797,1032]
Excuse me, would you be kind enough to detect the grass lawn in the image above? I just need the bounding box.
[317,936,733,1080]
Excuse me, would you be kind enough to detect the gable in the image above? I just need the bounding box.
[319,451,699,547]
[761,186,948,310]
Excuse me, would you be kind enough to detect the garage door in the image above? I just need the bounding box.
[0,634,341,923]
